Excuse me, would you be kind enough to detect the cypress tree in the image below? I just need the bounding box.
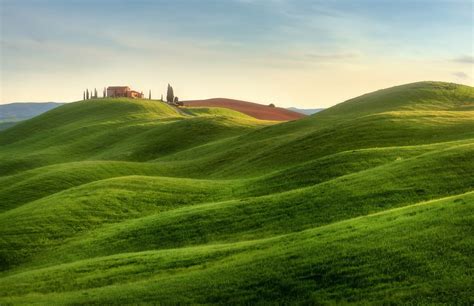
[94,88,97,98]
[149,90,151,100]
[103,87,106,98]
[86,89,89,100]
[83,91,85,101]
[161,94,163,101]
[166,84,174,103]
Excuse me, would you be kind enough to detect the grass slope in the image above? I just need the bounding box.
[1,192,472,304]
[0,98,271,175]
[0,82,473,304]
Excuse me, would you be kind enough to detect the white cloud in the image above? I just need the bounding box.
[452,71,469,79]
[453,56,474,64]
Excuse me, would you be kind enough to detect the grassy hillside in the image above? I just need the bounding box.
[0,82,473,304]
[0,121,18,131]
[1,193,472,304]
[0,98,271,175]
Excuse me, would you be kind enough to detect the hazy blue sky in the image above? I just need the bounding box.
[1,0,472,107]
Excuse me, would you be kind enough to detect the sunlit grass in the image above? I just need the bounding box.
[0,82,473,304]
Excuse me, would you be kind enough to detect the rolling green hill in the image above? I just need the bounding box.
[0,81,473,304]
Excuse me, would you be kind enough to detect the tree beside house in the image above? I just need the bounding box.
[166,84,174,103]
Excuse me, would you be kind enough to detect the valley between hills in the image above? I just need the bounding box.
[0,81,473,304]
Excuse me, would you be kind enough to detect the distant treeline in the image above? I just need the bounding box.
[82,84,182,105]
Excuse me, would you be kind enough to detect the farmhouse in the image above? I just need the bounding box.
[107,86,143,98]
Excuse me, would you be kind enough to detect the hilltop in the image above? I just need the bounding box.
[321,81,474,117]
[184,98,305,121]
[0,81,473,304]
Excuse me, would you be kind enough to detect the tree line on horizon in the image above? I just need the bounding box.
[83,88,103,100]
[166,84,180,105]
[82,84,181,105]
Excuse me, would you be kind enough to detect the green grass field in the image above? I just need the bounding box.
[0,81,473,304]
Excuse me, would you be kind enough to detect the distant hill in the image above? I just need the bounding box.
[287,107,324,115]
[0,102,64,122]
[183,98,305,121]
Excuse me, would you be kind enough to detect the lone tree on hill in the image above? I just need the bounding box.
[149,90,151,100]
[166,84,174,103]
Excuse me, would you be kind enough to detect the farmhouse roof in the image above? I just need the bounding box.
[108,86,130,89]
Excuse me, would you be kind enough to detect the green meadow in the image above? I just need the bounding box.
[0,81,473,304]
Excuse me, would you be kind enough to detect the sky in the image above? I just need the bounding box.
[0,0,473,108]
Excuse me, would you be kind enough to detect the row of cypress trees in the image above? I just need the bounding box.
[83,88,106,100]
